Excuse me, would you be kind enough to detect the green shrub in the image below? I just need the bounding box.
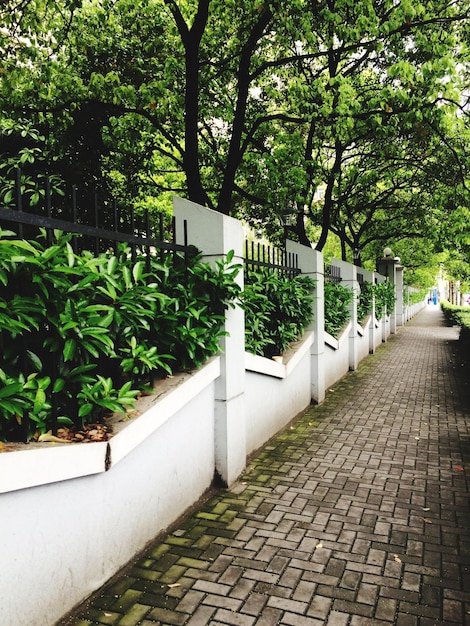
[243,269,315,358]
[0,229,241,441]
[324,281,353,338]
[440,300,466,326]
[460,313,470,351]
[441,301,470,350]
[357,281,374,322]
[374,281,396,319]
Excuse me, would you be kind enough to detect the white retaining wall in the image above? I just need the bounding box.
[323,324,352,390]
[0,198,425,626]
[245,332,313,455]
[1,360,220,626]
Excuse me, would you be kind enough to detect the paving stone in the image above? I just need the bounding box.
[307,594,332,619]
[375,596,397,622]
[115,604,151,626]
[213,607,256,625]
[58,308,470,626]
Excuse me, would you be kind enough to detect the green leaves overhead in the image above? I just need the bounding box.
[0,228,241,441]
[0,0,468,267]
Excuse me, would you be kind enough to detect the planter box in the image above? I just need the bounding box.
[0,359,220,626]
[245,332,313,455]
[323,322,352,390]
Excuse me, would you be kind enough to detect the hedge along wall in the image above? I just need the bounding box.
[1,197,426,626]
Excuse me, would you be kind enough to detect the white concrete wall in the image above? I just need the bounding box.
[245,333,313,455]
[356,317,372,363]
[1,361,219,626]
[382,315,391,342]
[371,316,383,353]
[323,323,352,390]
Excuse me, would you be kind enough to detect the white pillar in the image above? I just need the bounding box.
[395,266,404,326]
[286,241,325,403]
[173,197,245,487]
[332,259,359,371]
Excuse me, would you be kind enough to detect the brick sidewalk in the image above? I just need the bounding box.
[60,306,470,626]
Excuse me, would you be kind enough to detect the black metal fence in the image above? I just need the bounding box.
[325,264,341,283]
[244,239,300,278]
[0,169,191,260]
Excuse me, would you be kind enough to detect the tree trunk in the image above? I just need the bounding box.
[216,8,273,215]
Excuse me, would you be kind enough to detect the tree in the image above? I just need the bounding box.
[0,0,468,270]
[233,0,469,259]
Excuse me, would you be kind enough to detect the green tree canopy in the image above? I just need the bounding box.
[0,0,468,272]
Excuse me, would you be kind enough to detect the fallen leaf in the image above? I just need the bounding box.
[167,583,181,588]
[422,507,430,511]
[394,554,402,563]
[315,542,323,549]
[454,466,464,472]
[38,432,71,444]
[423,518,432,524]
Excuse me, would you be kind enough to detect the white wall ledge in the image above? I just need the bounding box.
[245,332,313,379]
[325,322,352,351]
[357,315,372,337]
[0,358,220,495]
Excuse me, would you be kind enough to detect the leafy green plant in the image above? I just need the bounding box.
[374,281,396,319]
[324,281,353,338]
[357,281,374,322]
[0,120,65,207]
[151,249,242,370]
[77,377,139,421]
[407,289,427,305]
[0,229,241,441]
[0,368,53,441]
[243,269,315,358]
[441,301,470,352]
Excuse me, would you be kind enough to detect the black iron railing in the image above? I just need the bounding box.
[244,240,300,278]
[0,169,191,260]
[325,264,341,283]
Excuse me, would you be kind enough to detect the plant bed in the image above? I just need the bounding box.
[0,358,219,493]
[0,228,240,443]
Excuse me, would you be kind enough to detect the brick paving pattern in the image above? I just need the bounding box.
[60,307,470,626]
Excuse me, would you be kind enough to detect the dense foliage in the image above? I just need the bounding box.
[243,269,315,358]
[0,0,468,275]
[0,229,240,441]
[440,300,470,328]
[440,300,470,351]
[357,281,374,322]
[374,280,397,318]
[324,281,353,338]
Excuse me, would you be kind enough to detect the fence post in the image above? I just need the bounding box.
[376,255,399,334]
[395,265,404,326]
[286,240,325,404]
[332,259,359,371]
[172,197,245,487]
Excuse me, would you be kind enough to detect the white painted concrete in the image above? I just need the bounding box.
[1,363,218,626]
